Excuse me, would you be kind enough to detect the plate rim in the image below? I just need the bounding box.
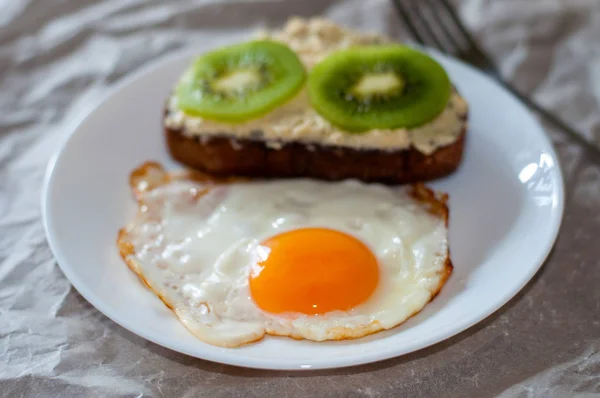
[41,48,565,370]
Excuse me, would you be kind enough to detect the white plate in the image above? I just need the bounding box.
[42,48,564,370]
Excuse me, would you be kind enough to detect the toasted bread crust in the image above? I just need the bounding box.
[164,124,466,184]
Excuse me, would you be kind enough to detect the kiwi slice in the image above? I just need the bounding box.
[176,40,306,123]
[308,45,451,132]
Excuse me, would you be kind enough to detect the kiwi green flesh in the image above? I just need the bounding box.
[176,40,306,123]
[308,45,452,132]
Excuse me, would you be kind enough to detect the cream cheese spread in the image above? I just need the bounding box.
[164,17,469,155]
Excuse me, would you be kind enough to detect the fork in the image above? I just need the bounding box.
[392,0,600,160]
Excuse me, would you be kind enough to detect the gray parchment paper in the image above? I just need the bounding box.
[1,0,600,396]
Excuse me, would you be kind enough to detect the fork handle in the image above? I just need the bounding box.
[499,79,600,161]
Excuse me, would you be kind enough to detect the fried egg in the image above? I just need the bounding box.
[118,162,452,347]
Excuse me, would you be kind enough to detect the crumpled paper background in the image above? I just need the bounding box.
[1,0,600,396]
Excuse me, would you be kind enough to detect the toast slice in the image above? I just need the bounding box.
[165,119,466,184]
[164,18,468,184]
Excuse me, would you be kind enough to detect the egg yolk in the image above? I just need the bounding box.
[249,228,379,315]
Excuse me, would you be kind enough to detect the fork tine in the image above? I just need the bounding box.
[438,0,497,71]
[392,0,427,45]
[439,0,486,54]
[424,0,466,52]
[409,0,455,53]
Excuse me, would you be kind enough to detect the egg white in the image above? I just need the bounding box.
[118,163,451,347]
